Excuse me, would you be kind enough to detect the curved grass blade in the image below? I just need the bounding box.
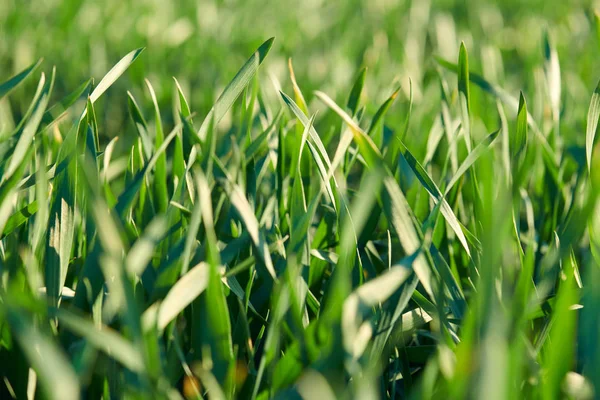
[54,308,145,373]
[127,92,153,160]
[543,31,561,124]
[153,262,210,331]
[347,67,367,116]
[314,90,382,168]
[402,148,471,257]
[198,37,274,140]
[1,201,39,239]
[229,183,276,279]
[41,78,92,129]
[145,79,168,214]
[280,91,337,211]
[0,58,43,100]
[89,48,144,105]
[586,80,600,172]
[367,86,401,150]
[458,42,471,152]
[114,121,183,218]
[512,92,528,162]
[436,56,558,165]
[445,129,500,194]
[382,177,434,297]
[173,77,192,119]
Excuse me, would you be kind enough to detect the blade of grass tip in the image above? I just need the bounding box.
[229,182,276,279]
[88,48,144,105]
[586,80,600,173]
[0,58,43,100]
[280,91,337,211]
[314,90,382,168]
[173,77,192,120]
[445,129,500,195]
[1,201,39,239]
[145,79,168,214]
[402,148,471,257]
[288,58,308,114]
[436,56,558,165]
[497,101,512,185]
[367,85,401,137]
[543,30,561,126]
[347,67,367,116]
[5,307,79,400]
[198,37,274,140]
[384,78,412,170]
[41,78,93,130]
[288,58,309,183]
[127,92,153,160]
[114,121,183,218]
[458,42,472,152]
[513,92,528,162]
[2,73,51,184]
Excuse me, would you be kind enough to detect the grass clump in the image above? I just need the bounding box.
[1,2,600,399]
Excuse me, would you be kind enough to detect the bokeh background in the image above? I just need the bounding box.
[1,0,598,144]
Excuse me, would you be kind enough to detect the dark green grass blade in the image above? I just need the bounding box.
[0,58,43,100]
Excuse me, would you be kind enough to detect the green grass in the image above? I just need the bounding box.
[1,1,600,399]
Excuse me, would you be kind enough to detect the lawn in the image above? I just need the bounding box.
[0,0,599,399]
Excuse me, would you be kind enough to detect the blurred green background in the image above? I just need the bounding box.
[1,0,598,140]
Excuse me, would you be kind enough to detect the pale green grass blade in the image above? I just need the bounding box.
[586,80,600,172]
[314,90,382,167]
[89,48,144,104]
[382,176,434,297]
[153,262,209,331]
[229,183,276,279]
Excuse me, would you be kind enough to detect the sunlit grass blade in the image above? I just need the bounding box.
[198,37,274,140]
[229,183,276,279]
[586,80,600,172]
[314,90,382,168]
[458,42,471,152]
[88,48,144,105]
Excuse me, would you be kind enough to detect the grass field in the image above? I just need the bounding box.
[1,0,600,399]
